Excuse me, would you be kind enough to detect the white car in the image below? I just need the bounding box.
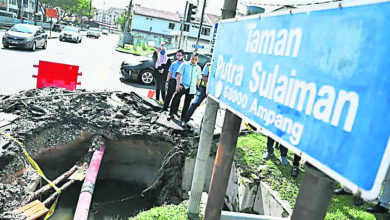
[59,26,82,43]
[87,28,101,39]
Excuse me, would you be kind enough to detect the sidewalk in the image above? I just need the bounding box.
[48,32,60,39]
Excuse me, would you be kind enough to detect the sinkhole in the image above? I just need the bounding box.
[31,136,177,219]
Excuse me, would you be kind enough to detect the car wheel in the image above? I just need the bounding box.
[139,70,154,85]
[31,42,36,51]
[3,44,9,49]
[42,41,47,49]
[60,38,63,41]
[79,38,82,43]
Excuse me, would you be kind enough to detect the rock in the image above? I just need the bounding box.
[114,113,125,119]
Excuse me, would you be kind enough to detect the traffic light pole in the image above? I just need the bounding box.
[195,0,207,52]
[178,0,188,49]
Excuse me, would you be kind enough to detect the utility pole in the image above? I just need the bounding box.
[187,1,238,219]
[89,0,92,20]
[34,0,38,25]
[178,0,188,49]
[120,0,133,47]
[195,0,206,52]
[21,0,24,22]
[203,1,239,219]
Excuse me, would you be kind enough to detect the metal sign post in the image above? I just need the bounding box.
[208,0,390,201]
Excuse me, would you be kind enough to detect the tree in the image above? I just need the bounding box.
[115,10,131,32]
[37,0,90,23]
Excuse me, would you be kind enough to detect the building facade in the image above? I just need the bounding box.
[131,6,219,52]
[0,0,40,20]
[94,7,124,26]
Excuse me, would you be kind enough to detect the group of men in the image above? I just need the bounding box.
[159,49,210,127]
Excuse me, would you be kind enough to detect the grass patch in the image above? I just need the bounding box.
[235,133,379,220]
[116,46,153,56]
[129,203,189,220]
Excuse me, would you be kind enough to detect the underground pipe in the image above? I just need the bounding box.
[73,146,106,220]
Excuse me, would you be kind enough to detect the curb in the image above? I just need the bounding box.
[115,48,142,56]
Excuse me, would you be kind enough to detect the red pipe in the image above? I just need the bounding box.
[73,146,106,220]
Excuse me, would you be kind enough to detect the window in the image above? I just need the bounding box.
[201,27,210,36]
[168,23,175,29]
[183,24,189,32]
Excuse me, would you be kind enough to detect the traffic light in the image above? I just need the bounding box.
[186,3,197,22]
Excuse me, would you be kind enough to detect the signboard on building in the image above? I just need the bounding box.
[208,0,390,199]
[46,8,58,18]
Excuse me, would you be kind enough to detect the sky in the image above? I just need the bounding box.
[93,0,225,15]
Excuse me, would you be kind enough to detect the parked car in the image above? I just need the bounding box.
[52,24,63,32]
[87,28,101,39]
[102,29,108,35]
[59,26,82,43]
[2,24,48,51]
[120,50,211,85]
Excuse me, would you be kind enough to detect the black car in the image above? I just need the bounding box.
[52,24,63,32]
[120,50,211,85]
[2,24,48,51]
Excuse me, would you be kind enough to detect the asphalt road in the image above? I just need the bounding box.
[0,30,154,95]
[0,29,225,132]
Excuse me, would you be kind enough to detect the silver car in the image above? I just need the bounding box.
[87,28,101,39]
[2,24,48,51]
[59,26,82,43]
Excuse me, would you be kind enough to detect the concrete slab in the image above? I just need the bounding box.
[182,157,215,194]
[156,112,184,131]
[0,113,19,128]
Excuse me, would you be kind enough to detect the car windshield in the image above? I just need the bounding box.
[64,27,78,32]
[10,24,35,34]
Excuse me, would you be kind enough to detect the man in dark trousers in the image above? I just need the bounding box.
[181,62,210,126]
[160,49,185,112]
[169,53,202,120]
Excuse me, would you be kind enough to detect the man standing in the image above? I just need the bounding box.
[181,62,210,126]
[169,53,202,120]
[161,49,185,112]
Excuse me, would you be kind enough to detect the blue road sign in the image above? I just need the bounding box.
[192,44,205,49]
[208,1,390,199]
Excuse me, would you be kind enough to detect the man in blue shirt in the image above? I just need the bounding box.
[161,49,185,112]
[169,53,202,121]
[182,62,210,126]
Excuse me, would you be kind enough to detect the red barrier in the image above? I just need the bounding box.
[33,61,82,91]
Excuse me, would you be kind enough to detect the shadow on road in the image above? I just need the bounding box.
[119,77,154,89]
[1,47,43,53]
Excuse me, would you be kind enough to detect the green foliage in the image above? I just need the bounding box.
[115,10,131,32]
[129,204,189,220]
[40,0,92,21]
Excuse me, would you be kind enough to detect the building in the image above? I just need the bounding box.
[94,7,124,26]
[130,5,219,52]
[0,0,40,19]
